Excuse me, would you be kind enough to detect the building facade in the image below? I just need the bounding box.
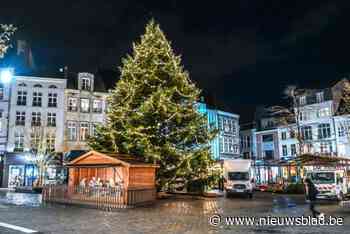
[198,102,240,160]
[3,76,66,187]
[64,72,108,151]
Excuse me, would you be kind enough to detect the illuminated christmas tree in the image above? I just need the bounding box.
[89,20,217,191]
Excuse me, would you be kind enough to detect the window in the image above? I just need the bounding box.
[14,132,24,152]
[48,85,57,89]
[282,145,288,156]
[299,96,306,105]
[80,122,89,141]
[90,123,97,136]
[18,83,26,87]
[48,93,57,107]
[67,121,77,141]
[80,98,90,112]
[291,144,297,155]
[17,90,27,106]
[218,116,237,136]
[31,112,41,126]
[47,113,56,127]
[30,131,41,150]
[338,121,350,137]
[316,92,324,103]
[290,130,296,138]
[33,84,42,88]
[0,84,4,100]
[46,133,55,152]
[301,126,313,140]
[81,78,91,91]
[281,132,287,140]
[92,99,102,113]
[68,97,78,111]
[262,134,273,142]
[318,123,331,139]
[264,150,274,160]
[220,136,236,154]
[32,92,42,107]
[320,141,332,154]
[15,111,25,126]
[317,107,331,118]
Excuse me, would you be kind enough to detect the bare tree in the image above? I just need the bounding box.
[0,24,16,58]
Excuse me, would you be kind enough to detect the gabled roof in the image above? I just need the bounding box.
[67,150,159,168]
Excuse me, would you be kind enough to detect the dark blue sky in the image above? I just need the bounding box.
[1,1,350,121]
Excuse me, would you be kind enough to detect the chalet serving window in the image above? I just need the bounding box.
[31,112,41,126]
[32,92,42,107]
[17,90,27,106]
[318,123,331,139]
[14,132,24,152]
[67,121,77,141]
[15,111,25,126]
[48,93,58,107]
[80,122,89,141]
[80,98,90,112]
[68,97,78,112]
[47,113,56,127]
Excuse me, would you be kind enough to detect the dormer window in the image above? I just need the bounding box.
[316,92,324,103]
[299,96,306,105]
[81,78,91,91]
[33,84,42,88]
[49,85,57,89]
[18,82,27,87]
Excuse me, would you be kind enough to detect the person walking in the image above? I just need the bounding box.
[304,178,323,218]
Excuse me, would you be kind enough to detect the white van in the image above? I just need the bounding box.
[224,159,254,198]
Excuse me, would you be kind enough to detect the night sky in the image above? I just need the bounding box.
[1,1,350,122]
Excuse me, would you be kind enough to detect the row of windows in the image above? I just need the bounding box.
[67,121,97,142]
[218,116,237,136]
[298,91,324,105]
[219,136,239,154]
[67,97,103,113]
[15,111,57,127]
[17,91,58,107]
[282,142,333,156]
[299,107,331,121]
[280,123,332,141]
[14,132,56,152]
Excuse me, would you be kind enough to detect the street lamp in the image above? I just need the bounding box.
[0,68,13,84]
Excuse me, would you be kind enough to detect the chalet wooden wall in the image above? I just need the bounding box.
[128,167,156,188]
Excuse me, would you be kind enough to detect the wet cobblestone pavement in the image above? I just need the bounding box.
[0,191,349,233]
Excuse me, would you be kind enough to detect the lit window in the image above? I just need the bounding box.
[31,112,41,126]
[317,107,331,118]
[299,96,306,105]
[68,97,77,112]
[316,92,324,103]
[46,133,55,152]
[81,78,91,91]
[32,92,42,107]
[80,98,90,112]
[67,121,77,141]
[92,99,102,113]
[48,93,58,107]
[80,122,89,141]
[15,111,25,126]
[30,131,41,150]
[14,132,24,152]
[47,113,56,127]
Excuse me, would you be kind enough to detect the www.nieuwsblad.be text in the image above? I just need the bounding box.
[208,214,344,227]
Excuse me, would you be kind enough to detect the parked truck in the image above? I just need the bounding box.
[306,168,350,200]
[223,159,254,198]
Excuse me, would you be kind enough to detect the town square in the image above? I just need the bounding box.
[1,1,350,233]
